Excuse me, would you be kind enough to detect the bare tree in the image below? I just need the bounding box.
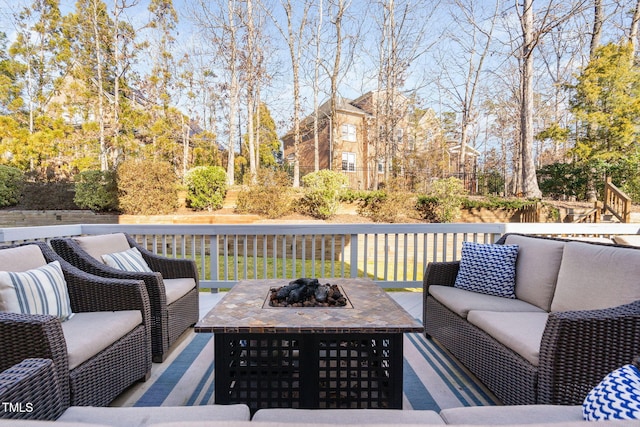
[374,0,435,188]
[516,0,587,198]
[265,0,311,187]
[436,0,498,180]
[190,0,242,185]
[112,0,140,165]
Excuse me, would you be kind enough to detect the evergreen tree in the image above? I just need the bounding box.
[570,42,640,162]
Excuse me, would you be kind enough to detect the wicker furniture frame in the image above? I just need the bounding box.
[423,234,640,406]
[0,358,65,420]
[0,242,152,407]
[51,234,199,363]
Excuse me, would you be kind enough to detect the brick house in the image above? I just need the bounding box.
[282,90,438,190]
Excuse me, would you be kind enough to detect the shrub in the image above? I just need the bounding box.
[184,166,228,211]
[235,168,294,218]
[74,170,118,211]
[117,160,180,215]
[298,170,347,219]
[356,190,416,223]
[0,165,24,208]
[418,177,467,222]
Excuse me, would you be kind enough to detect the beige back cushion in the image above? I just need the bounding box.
[504,235,565,311]
[0,244,48,271]
[551,241,640,312]
[73,233,131,262]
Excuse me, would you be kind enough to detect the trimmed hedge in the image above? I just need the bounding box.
[0,165,24,208]
[74,170,118,212]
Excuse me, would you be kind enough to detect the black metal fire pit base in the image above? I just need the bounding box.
[214,332,403,413]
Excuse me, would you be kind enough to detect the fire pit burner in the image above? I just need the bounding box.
[267,278,349,308]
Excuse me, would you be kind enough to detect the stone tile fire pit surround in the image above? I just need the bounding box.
[196,278,423,334]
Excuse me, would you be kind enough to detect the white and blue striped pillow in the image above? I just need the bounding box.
[454,242,519,298]
[102,247,152,272]
[583,364,640,421]
[0,261,74,321]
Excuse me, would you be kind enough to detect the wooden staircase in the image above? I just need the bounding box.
[571,177,632,223]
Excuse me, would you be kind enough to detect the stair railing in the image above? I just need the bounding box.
[603,177,631,223]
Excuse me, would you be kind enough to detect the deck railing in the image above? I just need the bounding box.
[1,222,639,289]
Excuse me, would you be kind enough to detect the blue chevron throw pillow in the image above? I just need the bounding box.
[454,242,519,298]
[583,364,640,421]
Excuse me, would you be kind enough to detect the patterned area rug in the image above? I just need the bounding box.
[118,330,499,411]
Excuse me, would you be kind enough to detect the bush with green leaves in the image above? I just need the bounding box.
[74,170,118,212]
[117,160,180,215]
[235,168,294,218]
[298,170,348,219]
[417,177,467,222]
[184,166,228,211]
[0,165,24,208]
[356,190,415,223]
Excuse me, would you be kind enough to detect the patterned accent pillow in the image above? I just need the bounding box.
[583,364,640,421]
[454,242,519,298]
[0,261,74,321]
[102,247,152,272]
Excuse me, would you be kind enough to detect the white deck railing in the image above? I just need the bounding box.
[1,222,639,289]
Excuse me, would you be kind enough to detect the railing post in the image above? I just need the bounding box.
[350,233,359,278]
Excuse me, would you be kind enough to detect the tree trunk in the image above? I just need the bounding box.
[227,0,238,186]
[92,0,107,171]
[519,0,542,198]
[630,0,640,58]
[590,0,603,58]
[312,0,323,172]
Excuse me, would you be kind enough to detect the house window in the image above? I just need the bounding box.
[342,152,356,172]
[377,159,384,173]
[341,124,356,142]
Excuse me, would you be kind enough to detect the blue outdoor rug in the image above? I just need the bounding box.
[120,331,499,411]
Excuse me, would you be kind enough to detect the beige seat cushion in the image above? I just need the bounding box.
[163,278,196,305]
[0,244,47,271]
[58,404,251,426]
[503,235,566,311]
[612,234,640,247]
[551,241,640,312]
[467,311,549,366]
[73,233,131,262]
[252,408,445,424]
[440,405,584,425]
[61,310,142,369]
[429,285,545,319]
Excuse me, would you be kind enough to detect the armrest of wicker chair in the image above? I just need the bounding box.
[126,235,199,282]
[0,314,70,410]
[0,358,66,421]
[538,299,640,405]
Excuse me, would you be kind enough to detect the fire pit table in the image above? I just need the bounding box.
[195,278,424,412]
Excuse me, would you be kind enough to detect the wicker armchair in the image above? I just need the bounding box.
[0,242,152,407]
[51,233,199,362]
[0,358,65,421]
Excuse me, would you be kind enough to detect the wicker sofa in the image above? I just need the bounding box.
[1,356,638,426]
[51,233,199,362]
[423,233,640,406]
[0,242,152,407]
